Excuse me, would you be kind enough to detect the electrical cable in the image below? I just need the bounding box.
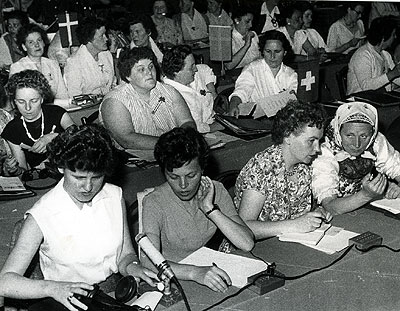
[355,244,400,253]
[172,276,191,311]
[250,244,354,280]
[201,245,354,311]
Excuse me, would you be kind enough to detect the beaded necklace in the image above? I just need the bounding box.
[21,112,44,143]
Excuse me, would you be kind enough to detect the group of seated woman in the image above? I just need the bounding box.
[3,93,400,309]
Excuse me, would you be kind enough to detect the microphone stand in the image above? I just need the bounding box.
[157,267,191,311]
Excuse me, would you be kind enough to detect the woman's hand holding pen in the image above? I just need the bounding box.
[288,211,328,233]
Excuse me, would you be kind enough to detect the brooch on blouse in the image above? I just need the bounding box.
[152,96,165,114]
[200,90,207,96]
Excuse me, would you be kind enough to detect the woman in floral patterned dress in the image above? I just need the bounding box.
[234,100,331,239]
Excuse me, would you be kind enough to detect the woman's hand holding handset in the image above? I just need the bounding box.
[49,280,94,311]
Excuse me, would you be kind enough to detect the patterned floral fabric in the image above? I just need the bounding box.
[233,144,312,221]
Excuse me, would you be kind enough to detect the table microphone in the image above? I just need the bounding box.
[135,233,175,280]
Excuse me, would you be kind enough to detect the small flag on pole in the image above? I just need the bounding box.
[58,12,79,48]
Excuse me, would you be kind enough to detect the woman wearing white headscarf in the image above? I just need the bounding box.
[312,102,400,215]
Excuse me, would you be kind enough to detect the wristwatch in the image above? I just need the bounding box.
[206,204,221,216]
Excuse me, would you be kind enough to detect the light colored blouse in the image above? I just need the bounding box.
[327,19,365,54]
[293,28,327,55]
[230,58,298,104]
[347,42,400,94]
[10,56,69,99]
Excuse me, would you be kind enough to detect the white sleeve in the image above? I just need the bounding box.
[293,30,307,55]
[374,133,400,179]
[312,144,340,203]
[229,64,255,103]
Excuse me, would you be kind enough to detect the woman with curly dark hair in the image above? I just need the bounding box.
[100,47,195,150]
[9,23,69,100]
[0,124,156,311]
[1,69,74,170]
[141,127,254,292]
[64,17,115,97]
[128,14,164,64]
[234,100,332,239]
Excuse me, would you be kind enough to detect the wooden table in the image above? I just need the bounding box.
[159,207,400,311]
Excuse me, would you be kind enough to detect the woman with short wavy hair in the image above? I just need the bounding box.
[1,70,74,170]
[234,100,332,239]
[10,24,68,100]
[64,17,115,97]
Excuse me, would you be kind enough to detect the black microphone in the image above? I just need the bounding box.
[135,233,175,280]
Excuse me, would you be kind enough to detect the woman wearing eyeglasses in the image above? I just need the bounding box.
[1,70,74,171]
[327,2,365,54]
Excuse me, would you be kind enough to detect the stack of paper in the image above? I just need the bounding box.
[0,176,35,200]
[370,198,400,214]
[179,247,268,288]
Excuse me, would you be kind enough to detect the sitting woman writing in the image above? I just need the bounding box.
[141,127,254,292]
[312,102,400,215]
[235,100,331,239]
[228,30,297,117]
[0,124,156,310]
[1,70,74,170]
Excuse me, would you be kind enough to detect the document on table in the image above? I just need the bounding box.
[301,226,359,255]
[255,90,297,118]
[130,291,163,310]
[179,247,268,288]
[0,176,26,191]
[278,222,331,245]
[370,198,400,214]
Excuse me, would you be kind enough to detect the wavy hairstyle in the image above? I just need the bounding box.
[16,23,49,47]
[154,127,209,173]
[118,46,159,83]
[76,17,106,45]
[6,69,53,102]
[272,100,327,144]
[259,29,293,61]
[161,44,192,79]
[47,124,115,175]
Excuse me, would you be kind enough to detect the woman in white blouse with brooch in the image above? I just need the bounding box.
[10,24,68,100]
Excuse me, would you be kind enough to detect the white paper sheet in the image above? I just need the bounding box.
[370,198,400,214]
[300,227,359,254]
[130,291,163,310]
[255,90,297,118]
[179,247,268,288]
[278,222,331,245]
